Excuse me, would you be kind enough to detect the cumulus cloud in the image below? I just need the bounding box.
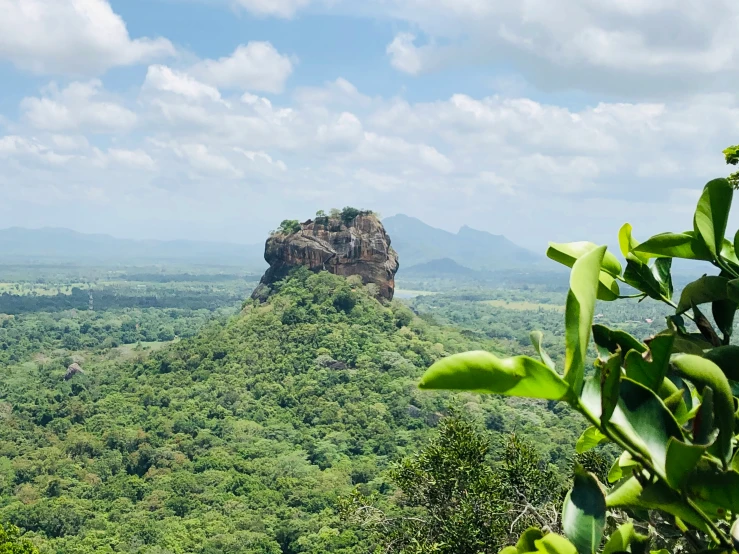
[190,43,294,93]
[0,135,74,165]
[386,33,423,75]
[0,0,174,75]
[144,66,224,103]
[21,80,137,133]
[378,0,739,95]
[105,149,158,171]
[235,0,311,18]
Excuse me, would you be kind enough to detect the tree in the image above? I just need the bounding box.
[276,220,302,235]
[0,522,38,554]
[340,415,563,554]
[340,207,361,223]
[418,149,739,553]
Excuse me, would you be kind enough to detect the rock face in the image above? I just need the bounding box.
[252,213,399,301]
[65,363,84,381]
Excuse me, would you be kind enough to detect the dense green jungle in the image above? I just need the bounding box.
[0,260,719,553]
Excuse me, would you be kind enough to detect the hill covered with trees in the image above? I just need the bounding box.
[0,269,583,553]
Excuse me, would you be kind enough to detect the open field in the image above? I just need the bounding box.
[479,299,565,312]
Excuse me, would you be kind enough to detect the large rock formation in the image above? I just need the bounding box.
[251,212,399,301]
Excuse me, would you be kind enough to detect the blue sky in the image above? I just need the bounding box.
[1,0,738,250]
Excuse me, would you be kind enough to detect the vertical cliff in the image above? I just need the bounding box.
[251,212,399,301]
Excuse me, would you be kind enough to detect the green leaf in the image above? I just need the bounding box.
[576,427,608,454]
[418,351,570,400]
[672,354,735,466]
[727,278,739,304]
[602,522,649,554]
[548,241,622,277]
[688,468,739,515]
[599,353,621,426]
[703,345,739,380]
[607,451,637,483]
[664,437,705,490]
[533,534,579,554]
[711,297,736,344]
[565,246,606,393]
[652,258,673,300]
[592,325,646,357]
[618,223,649,263]
[562,467,606,554]
[547,242,621,301]
[530,331,555,370]
[720,238,739,266]
[633,231,712,261]
[694,178,733,258]
[676,275,729,314]
[500,548,519,554]
[623,333,674,393]
[622,259,663,300]
[606,478,710,534]
[581,378,683,480]
[535,533,578,554]
[692,386,716,446]
[692,303,722,347]
[517,528,546,552]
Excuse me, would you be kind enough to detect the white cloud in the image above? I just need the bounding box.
[21,81,137,132]
[4,72,737,248]
[378,0,739,95]
[106,149,158,171]
[235,0,311,18]
[386,33,423,75]
[144,65,223,103]
[0,0,174,75]
[50,135,90,152]
[173,143,243,179]
[0,135,73,165]
[190,42,294,93]
[317,112,364,149]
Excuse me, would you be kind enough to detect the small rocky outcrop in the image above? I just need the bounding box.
[252,211,399,301]
[65,363,84,380]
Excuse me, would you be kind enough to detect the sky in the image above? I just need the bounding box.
[1,0,739,251]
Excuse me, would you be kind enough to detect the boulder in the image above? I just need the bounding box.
[65,363,84,381]
[252,212,399,301]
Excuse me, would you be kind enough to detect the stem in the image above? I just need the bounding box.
[685,497,734,550]
[715,257,739,279]
[614,275,695,322]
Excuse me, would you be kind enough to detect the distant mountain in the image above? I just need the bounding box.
[383,214,540,271]
[0,227,266,269]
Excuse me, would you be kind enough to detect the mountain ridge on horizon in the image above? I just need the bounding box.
[382,213,541,271]
[0,215,540,272]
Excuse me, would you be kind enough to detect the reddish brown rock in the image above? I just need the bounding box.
[252,213,399,301]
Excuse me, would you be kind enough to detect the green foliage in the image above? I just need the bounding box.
[340,416,564,553]
[0,523,38,554]
[1,267,588,552]
[418,152,739,553]
[723,144,739,187]
[276,219,302,235]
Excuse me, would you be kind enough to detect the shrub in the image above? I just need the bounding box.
[275,220,301,235]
